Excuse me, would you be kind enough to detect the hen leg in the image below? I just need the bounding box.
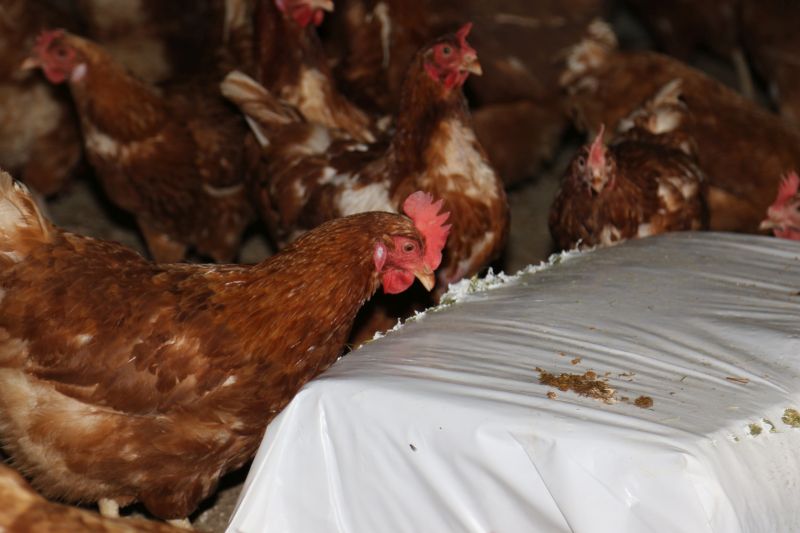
[138,221,187,263]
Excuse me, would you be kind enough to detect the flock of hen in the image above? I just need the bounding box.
[0,0,798,530]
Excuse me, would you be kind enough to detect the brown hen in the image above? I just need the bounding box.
[550,81,707,250]
[0,464,181,532]
[0,169,448,523]
[255,0,376,141]
[24,30,257,263]
[0,0,83,197]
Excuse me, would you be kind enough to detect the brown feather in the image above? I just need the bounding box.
[327,0,432,114]
[0,0,83,197]
[0,171,427,519]
[0,463,180,532]
[255,0,375,142]
[44,32,255,262]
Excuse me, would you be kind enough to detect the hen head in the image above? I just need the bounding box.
[424,23,483,90]
[376,191,451,294]
[22,30,86,84]
[760,171,800,240]
[276,0,334,27]
[572,125,616,195]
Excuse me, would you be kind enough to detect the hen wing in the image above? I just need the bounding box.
[0,234,250,415]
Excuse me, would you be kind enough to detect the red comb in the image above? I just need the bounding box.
[776,171,800,204]
[403,191,451,271]
[456,23,474,51]
[34,29,65,56]
[588,124,606,169]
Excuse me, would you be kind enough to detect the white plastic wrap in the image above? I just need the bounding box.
[227,233,800,533]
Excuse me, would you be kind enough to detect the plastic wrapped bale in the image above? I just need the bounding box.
[227,232,800,533]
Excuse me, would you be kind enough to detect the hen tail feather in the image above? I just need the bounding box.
[0,169,52,263]
[220,70,299,147]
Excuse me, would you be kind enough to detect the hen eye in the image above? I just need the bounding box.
[55,47,67,58]
[441,46,452,56]
[576,156,586,170]
[402,242,416,253]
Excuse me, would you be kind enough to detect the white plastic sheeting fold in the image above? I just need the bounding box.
[228,233,800,533]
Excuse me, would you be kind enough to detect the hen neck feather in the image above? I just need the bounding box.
[242,214,416,328]
[69,50,169,140]
[388,61,470,176]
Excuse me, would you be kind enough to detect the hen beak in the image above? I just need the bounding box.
[590,176,605,194]
[462,54,482,76]
[415,265,436,292]
[19,56,40,71]
[588,167,607,194]
[759,219,776,231]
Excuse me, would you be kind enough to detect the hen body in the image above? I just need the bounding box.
[0,170,438,520]
[550,141,705,250]
[326,0,433,114]
[0,0,82,197]
[550,82,707,250]
[255,0,375,142]
[28,31,257,262]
